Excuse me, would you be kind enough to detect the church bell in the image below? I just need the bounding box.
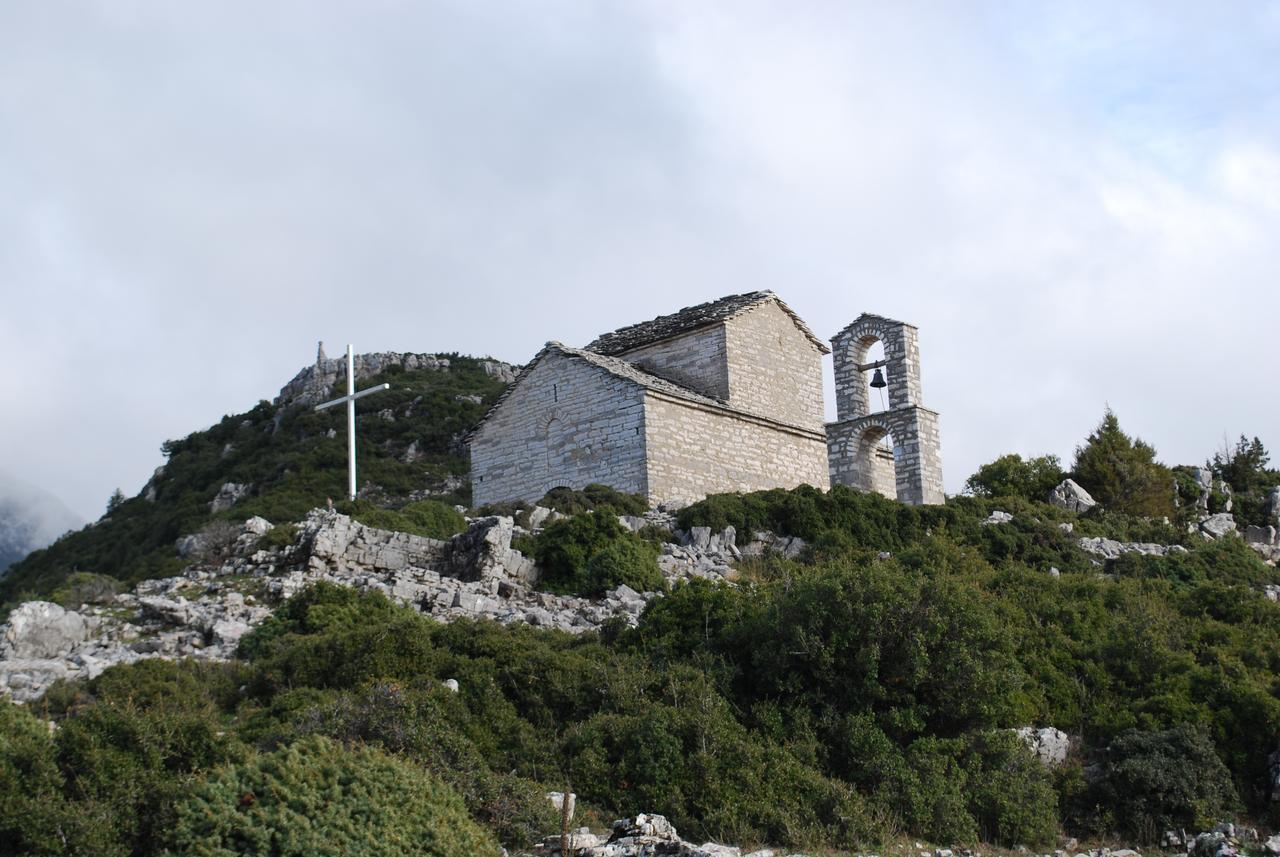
[870,368,887,389]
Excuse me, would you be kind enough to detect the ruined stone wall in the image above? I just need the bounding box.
[470,354,648,506]
[723,301,826,431]
[614,325,729,401]
[643,394,830,508]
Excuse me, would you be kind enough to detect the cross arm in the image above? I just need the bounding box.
[314,383,391,411]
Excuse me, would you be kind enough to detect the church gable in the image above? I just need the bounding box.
[469,346,649,506]
[723,299,828,431]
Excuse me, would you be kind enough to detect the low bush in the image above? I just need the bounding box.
[530,512,661,595]
[254,522,297,552]
[1087,724,1240,842]
[166,735,500,856]
[536,483,648,517]
[49,571,125,607]
[349,498,466,540]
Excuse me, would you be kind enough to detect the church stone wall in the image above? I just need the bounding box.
[724,301,826,431]
[470,353,648,506]
[615,326,729,401]
[643,394,829,508]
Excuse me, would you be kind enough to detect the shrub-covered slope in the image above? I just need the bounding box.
[1,354,510,605]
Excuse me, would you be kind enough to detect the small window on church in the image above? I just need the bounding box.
[553,384,558,402]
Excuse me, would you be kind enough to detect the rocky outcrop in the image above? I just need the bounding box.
[530,813,761,857]
[275,350,461,409]
[1,510,747,702]
[1048,479,1096,514]
[1077,537,1188,561]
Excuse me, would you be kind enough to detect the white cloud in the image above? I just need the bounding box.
[0,2,1276,519]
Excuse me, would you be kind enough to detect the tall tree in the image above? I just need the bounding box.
[1071,409,1174,517]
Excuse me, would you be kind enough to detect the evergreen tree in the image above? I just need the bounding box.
[1209,434,1272,494]
[1071,409,1174,517]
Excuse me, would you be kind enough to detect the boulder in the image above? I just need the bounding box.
[1262,834,1280,857]
[242,516,274,537]
[1048,479,1096,514]
[1200,513,1237,539]
[1,601,95,659]
[1013,726,1071,766]
[1268,486,1280,525]
[983,510,1014,525]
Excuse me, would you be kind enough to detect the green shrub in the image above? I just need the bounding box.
[254,522,298,552]
[350,498,466,540]
[237,582,402,661]
[49,571,125,608]
[962,731,1058,846]
[289,681,558,847]
[1089,724,1240,842]
[51,660,245,856]
[166,735,500,856]
[964,454,1066,502]
[0,701,70,856]
[536,483,648,516]
[531,512,661,596]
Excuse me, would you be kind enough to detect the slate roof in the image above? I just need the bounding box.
[586,291,830,356]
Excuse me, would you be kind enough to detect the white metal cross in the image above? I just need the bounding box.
[314,344,390,501]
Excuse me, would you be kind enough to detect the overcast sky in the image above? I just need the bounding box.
[2,1,1278,523]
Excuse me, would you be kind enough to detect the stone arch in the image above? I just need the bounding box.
[852,420,899,500]
[832,314,922,420]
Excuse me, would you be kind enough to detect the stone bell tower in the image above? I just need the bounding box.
[827,314,944,505]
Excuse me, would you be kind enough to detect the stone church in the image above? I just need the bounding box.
[468,291,944,508]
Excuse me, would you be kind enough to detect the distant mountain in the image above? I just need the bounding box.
[0,476,83,574]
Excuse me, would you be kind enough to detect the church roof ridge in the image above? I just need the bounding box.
[586,291,829,356]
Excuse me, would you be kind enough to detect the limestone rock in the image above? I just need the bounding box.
[1013,726,1071,766]
[481,360,517,385]
[1048,479,1096,514]
[1191,467,1214,511]
[1077,537,1188,560]
[547,791,576,822]
[242,516,274,537]
[1263,834,1280,857]
[1,602,95,659]
[1244,525,1277,546]
[445,516,537,583]
[209,482,251,513]
[983,510,1014,525]
[1199,513,1237,539]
